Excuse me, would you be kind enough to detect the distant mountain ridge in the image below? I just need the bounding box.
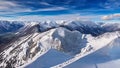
[0,20,120,35]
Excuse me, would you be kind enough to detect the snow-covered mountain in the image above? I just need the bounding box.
[0,20,120,68]
[0,21,25,34]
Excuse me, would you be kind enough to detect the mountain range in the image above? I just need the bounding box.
[0,20,120,68]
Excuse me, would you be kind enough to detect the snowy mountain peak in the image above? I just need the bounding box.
[0,20,120,68]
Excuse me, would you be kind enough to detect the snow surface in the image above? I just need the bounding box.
[65,34,120,68]
[0,20,120,68]
[26,49,72,68]
[51,31,119,68]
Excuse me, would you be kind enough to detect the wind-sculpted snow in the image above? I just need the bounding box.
[52,27,87,55]
[51,31,120,68]
[66,34,120,68]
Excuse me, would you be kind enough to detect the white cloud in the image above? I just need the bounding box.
[101,13,120,20]
[39,2,52,6]
[0,13,101,22]
[0,0,32,15]
[35,7,68,11]
[16,14,81,21]
[0,1,22,10]
[0,0,68,17]
[0,14,95,21]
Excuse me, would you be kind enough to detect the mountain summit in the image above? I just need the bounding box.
[0,20,120,68]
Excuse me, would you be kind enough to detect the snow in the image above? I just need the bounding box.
[26,49,72,68]
[0,20,120,68]
[51,31,119,68]
[65,33,120,68]
[65,50,120,68]
[98,59,120,68]
[57,28,65,37]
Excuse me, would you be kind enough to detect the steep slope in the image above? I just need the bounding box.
[0,27,87,68]
[26,49,72,68]
[0,20,120,68]
[52,27,87,55]
[0,23,41,53]
[0,30,53,68]
[51,31,120,68]
[66,35,120,68]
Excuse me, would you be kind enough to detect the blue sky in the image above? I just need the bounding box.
[0,0,120,22]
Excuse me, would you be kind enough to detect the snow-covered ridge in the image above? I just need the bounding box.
[0,20,120,36]
[0,20,120,68]
[51,31,120,68]
[0,26,120,68]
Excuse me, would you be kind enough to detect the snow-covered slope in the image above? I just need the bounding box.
[66,35,120,68]
[26,49,72,68]
[0,20,120,68]
[51,31,120,68]
[101,23,120,32]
